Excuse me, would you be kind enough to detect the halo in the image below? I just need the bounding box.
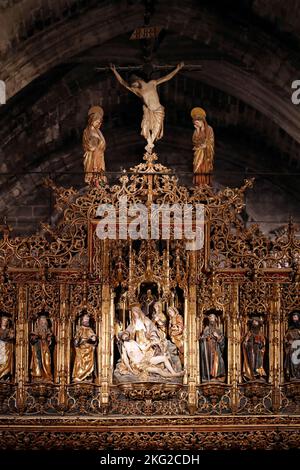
[191,107,206,120]
[88,105,104,118]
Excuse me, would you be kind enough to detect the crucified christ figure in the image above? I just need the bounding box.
[110,62,184,152]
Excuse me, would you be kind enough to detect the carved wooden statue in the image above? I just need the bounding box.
[152,301,167,337]
[167,306,184,365]
[242,317,267,382]
[284,311,300,382]
[0,314,14,381]
[191,107,214,186]
[29,314,54,383]
[72,312,98,383]
[82,105,106,185]
[140,288,157,317]
[114,305,183,382]
[199,312,225,382]
[111,63,184,152]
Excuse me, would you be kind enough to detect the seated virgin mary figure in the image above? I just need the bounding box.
[114,305,183,383]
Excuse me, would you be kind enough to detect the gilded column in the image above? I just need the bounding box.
[16,285,27,412]
[183,292,188,386]
[96,285,102,387]
[269,283,281,411]
[100,239,111,409]
[100,284,111,408]
[229,282,240,413]
[57,284,68,409]
[187,251,198,413]
[109,290,115,385]
[66,317,72,384]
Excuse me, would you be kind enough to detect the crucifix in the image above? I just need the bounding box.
[109,61,184,153]
[95,1,202,152]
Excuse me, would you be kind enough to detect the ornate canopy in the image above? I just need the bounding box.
[0,152,299,450]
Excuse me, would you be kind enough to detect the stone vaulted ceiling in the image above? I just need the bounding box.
[0,0,300,235]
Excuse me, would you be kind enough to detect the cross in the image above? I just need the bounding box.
[95,0,202,79]
[95,63,203,81]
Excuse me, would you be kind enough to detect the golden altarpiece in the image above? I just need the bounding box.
[0,151,299,451]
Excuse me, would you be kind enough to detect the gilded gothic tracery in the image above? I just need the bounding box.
[0,148,299,449]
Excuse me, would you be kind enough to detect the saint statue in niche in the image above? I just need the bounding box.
[29,313,54,383]
[72,311,98,383]
[199,311,225,382]
[284,310,300,382]
[242,316,267,382]
[0,313,14,381]
[140,288,157,317]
